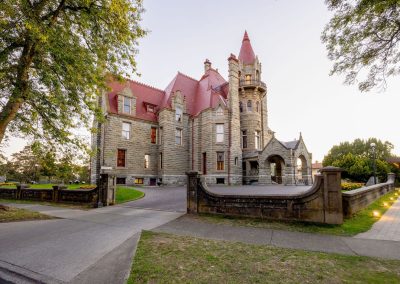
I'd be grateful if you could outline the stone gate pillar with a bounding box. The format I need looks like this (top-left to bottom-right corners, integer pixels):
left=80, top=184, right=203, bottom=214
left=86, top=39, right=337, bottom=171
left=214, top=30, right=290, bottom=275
left=321, top=166, right=343, bottom=224
left=186, top=171, right=200, bottom=213
left=97, top=174, right=116, bottom=207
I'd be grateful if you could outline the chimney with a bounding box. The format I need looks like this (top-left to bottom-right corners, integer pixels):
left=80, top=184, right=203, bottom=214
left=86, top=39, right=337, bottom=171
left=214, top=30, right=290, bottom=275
left=204, top=59, right=211, bottom=72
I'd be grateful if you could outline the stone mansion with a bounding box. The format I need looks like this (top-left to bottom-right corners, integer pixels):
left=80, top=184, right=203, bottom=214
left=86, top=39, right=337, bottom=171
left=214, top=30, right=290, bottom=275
left=90, top=32, right=313, bottom=186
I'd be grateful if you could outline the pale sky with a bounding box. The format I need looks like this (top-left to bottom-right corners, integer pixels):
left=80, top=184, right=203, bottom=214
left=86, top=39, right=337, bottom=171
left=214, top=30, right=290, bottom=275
left=2, top=0, right=400, bottom=162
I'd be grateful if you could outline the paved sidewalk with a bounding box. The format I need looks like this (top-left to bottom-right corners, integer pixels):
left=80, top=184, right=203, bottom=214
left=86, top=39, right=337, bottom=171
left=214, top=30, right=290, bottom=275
left=152, top=215, right=400, bottom=260
left=355, top=195, right=400, bottom=241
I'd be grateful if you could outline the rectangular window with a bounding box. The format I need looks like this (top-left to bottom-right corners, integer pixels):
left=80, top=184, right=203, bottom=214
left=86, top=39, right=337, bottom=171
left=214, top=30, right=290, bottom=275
left=175, top=128, right=182, bottom=145
left=175, top=106, right=182, bottom=122
left=123, top=97, right=131, bottom=114
left=150, top=127, right=157, bottom=144
left=216, top=124, right=224, bottom=143
left=117, top=149, right=126, bottom=167
left=217, top=152, right=224, bottom=170
left=122, top=122, right=130, bottom=139
left=159, top=127, right=163, bottom=144
left=147, top=105, right=155, bottom=113
left=160, top=152, right=163, bottom=169
left=255, top=131, right=261, bottom=150
left=144, top=154, right=149, bottom=169
left=116, top=177, right=126, bottom=184
left=245, top=74, right=251, bottom=84
left=135, top=178, right=143, bottom=185
left=242, top=130, right=247, bottom=148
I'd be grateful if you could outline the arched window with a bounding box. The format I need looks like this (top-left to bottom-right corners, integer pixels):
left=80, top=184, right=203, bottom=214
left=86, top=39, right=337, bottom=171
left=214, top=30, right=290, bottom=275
left=256, top=101, right=259, bottom=112
left=247, top=100, right=252, bottom=112
left=239, top=101, right=243, bottom=112
left=256, top=70, right=260, bottom=81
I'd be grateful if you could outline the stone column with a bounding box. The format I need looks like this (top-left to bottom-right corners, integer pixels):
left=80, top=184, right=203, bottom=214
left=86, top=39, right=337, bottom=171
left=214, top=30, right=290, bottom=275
left=187, top=171, right=200, bottom=214
left=320, top=166, right=343, bottom=224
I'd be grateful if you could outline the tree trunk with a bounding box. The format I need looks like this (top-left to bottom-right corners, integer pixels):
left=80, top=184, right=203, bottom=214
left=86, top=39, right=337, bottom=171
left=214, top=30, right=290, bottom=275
left=0, top=42, right=35, bottom=144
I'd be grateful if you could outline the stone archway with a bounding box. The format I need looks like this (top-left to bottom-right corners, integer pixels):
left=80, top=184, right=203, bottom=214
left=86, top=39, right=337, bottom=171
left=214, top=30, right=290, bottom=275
left=267, top=155, right=285, bottom=184
left=296, top=154, right=310, bottom=185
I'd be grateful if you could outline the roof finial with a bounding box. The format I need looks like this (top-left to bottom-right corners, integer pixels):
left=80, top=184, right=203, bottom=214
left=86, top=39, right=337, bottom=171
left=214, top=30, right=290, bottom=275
left=243, top=30, right=250, bottom=42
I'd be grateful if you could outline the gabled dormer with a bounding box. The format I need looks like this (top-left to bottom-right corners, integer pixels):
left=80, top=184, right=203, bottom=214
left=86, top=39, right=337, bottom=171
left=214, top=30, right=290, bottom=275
left=117, top=87, right=136, bottom=116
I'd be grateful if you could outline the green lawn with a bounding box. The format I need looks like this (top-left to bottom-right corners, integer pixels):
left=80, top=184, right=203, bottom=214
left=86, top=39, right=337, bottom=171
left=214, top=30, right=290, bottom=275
left=0, top=205, right=54, bottom=223
left=129, top=231, right=400, bottom=283
left=197, top=188, right=400, bottom=236
left=115, top=186, right=144, bottom=204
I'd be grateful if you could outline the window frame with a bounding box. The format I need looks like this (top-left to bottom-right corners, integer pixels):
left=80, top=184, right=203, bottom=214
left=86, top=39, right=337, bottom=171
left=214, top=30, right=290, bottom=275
left=242, top=130, right=247, bottom=149
left=122, top=122, right=130, bottom=140
left=144, top=154, right=149, bottom=169
left=175, top=106, right=182, bottom=122
left=150, top=127, right=157, bottom=144
left=255, top=130, right=261, bottom=150
left=216, top=123, right=224, bottom=143
left=123, top=97, right=131, bottom=114
left=175, top=128, right=182, bottom=145
left=216, top=152, right=224, bottom=171
left=247, top=100, right=252, bottom=112
left=117, top=149, right=126, bottom=168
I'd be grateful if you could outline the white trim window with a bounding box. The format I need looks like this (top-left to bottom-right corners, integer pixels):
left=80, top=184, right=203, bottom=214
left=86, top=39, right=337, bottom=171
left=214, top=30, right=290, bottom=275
left=216, top=124, right=224, bottom=143
left=122, top=122, right=130, bottom=140
left=255, top=130, right=261, bottom=150
left=175, top=128, right=182, bottom=145
left=175, top=106, right=182, bottom=122
left=144, top=154, right=149, bottom=169
left=123, top=97, right=131, bottom=114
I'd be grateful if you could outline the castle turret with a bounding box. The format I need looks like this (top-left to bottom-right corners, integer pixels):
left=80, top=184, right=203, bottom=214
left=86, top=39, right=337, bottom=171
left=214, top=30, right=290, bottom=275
left=238, top=31, right=271, bottom=153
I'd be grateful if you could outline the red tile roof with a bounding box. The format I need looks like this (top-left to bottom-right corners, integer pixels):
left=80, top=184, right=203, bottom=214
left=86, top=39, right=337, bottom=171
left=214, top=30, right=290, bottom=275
left=107, top=80, right=165, bottom=122
left=238, top=31, right=256, bottom=64
left=106, top=68, right=228, bottom=121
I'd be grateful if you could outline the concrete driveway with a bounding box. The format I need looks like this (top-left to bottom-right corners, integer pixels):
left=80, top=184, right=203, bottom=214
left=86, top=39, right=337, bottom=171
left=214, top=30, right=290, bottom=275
left=0, top=191, right=185, bottom=283
left=122, top=186, right=187, bottom=212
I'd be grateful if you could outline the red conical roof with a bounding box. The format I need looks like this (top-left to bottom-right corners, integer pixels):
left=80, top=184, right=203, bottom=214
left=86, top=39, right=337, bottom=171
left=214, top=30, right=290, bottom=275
left=238, top=31, right=256, bottom=64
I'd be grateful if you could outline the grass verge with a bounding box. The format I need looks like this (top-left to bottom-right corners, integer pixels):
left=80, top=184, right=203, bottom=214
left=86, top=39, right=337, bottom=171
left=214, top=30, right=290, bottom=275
left=129, top=231, right=400, bottom=283
left=115, top=186, right=144, bottom=204
left=0, top=205, right=54, bottom=223
left=0, top=199, right=93, bottom=210
left=196, top=188, right=400, bottom=236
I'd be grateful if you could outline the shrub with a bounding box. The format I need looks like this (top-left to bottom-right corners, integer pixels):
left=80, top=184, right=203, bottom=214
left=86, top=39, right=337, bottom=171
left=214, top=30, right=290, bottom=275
left=79, top=185, right=96, bottom=189
left=341, top=182, right=364, bottom=191
left=0, top=182, right=16, bottom=187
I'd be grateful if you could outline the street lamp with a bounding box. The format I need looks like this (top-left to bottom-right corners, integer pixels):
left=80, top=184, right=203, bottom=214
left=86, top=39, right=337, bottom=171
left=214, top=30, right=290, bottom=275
left=371, top=143, right=377, bottom=184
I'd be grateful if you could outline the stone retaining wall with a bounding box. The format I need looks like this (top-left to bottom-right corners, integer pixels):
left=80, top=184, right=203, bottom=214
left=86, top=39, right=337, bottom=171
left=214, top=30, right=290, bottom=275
left=0, top=185, right=99, bottom=205
left=187, top=167, right=344, bottom=224
left=342, top=173, right=395, bottom=217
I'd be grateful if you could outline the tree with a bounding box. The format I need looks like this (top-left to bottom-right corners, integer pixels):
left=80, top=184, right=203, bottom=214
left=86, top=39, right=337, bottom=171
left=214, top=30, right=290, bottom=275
left=9, top=145, right=41, bottom=182
left=322, top=0, right=400, bottom=91
left=0, top=0, right=146, bottom=147
left=323, top=138, right=394, bottom=182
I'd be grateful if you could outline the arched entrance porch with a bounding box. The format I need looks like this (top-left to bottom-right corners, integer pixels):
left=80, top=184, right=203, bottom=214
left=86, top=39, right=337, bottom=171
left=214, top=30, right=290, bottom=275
left=267, top=155, right=285, bottom=184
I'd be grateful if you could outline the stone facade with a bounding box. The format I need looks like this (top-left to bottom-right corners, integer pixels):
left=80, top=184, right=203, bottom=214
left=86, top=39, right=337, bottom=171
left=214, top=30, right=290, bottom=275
left=91, top=31, right=312, bottom=186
